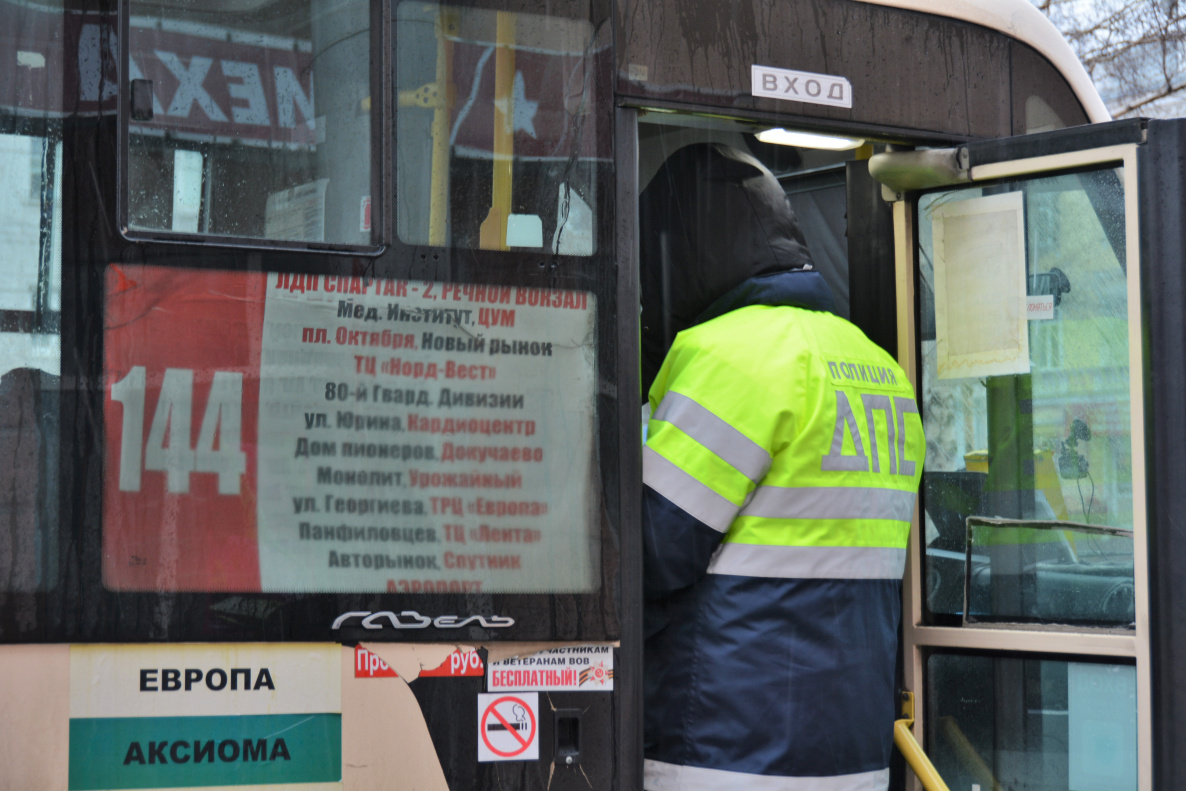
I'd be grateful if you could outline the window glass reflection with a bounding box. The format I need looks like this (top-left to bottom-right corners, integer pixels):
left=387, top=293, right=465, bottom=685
left=918, top=169, right=1135, bottom=624
left=127, top=0, right=372, bottom=245
left=396, top=3, right=609, bottom=254
left=927, top=653, right=1137, bottom=791
left=965, top=518, right=1134, bottom=627
left=0, top=127, right=62, bottom=594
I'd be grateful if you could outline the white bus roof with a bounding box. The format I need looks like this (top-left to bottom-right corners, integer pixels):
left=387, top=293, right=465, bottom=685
left=859, top=0, right=1110, bottom=124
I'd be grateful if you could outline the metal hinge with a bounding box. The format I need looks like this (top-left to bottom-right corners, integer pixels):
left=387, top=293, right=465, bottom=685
left=869, top=147, right=970, bottom=201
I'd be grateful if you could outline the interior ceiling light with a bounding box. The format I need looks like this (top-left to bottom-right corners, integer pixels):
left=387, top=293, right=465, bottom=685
left=755, top=128, right=865, bottom=150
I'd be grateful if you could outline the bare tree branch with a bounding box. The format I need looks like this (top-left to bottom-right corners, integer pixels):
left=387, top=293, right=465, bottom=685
left=1115, top=80, right=1186, bottom=114
left=1033, top=0, right=1186, bottom=118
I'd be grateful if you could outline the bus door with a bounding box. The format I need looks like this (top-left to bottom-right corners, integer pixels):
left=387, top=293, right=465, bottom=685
left=872, top=118, right=1186, bottom=791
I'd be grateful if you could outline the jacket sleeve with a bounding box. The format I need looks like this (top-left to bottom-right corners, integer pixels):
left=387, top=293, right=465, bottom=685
left=641, top=329, right=777, bottom=600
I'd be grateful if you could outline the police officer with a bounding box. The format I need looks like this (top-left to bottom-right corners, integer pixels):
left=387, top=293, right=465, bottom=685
left=640, top=143, right=925, bottom=791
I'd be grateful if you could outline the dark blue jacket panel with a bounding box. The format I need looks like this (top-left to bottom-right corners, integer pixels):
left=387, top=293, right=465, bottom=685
left=644, top=574, right=901, bottom=778
left=642, top=486, right=725, bottom=602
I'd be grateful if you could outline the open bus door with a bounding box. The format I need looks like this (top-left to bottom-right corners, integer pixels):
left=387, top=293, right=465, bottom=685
left=872, top=118, right=1186, bottom=791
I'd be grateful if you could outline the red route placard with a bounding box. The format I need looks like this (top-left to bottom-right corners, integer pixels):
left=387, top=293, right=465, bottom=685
left=101, top=264, right=597, bottom=595
left=103, top=265, right=264, bottom=591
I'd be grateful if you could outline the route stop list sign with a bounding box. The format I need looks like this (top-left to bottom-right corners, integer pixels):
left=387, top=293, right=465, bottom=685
left=477, top=692, right=539, bottom=762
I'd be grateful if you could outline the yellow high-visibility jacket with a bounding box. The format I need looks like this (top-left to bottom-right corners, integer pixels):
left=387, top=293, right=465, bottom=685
left=642, top=269, right=925, bottom=791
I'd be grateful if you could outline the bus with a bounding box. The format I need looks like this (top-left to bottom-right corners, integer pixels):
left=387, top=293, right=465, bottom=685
left=0, top=0, right=1173, bottom=788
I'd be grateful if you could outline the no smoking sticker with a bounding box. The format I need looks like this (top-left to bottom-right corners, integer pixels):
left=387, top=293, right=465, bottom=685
left=477, top=692, right=539, bottom=762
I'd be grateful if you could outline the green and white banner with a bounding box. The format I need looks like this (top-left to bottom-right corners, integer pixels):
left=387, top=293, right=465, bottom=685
left=69, top=644, right=341, bottom=791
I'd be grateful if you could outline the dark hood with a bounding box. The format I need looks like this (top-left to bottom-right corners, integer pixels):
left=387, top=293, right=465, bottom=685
left=640, top=142, right=827, bottom=393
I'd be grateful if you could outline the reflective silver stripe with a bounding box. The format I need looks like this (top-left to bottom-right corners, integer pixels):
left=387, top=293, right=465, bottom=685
left=644, top=760, right=889, bottom=791
left=740, top=486, right=917, bottom=521
left=893, top=396, right=919, bottom=477
left=706, top=543, right=907, bottom=580
left=643, top=447, right=738, bottom=533
left=652, top=392, right=771, bottom=482
left=821, top=391, right=869, bottom=472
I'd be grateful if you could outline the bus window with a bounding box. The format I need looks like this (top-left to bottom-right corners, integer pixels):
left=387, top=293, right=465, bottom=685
left=125, top=0, right=374, bottom=247
left=103, top=6, right=609, bottom=599
left=0, top=128, right=61, bottom=595
left=0, top=132, right=60, bottom=341
left=918, top=167, right=1135, bottom=624
left=395, top=3, right=610, bottom=253
left=1011, top=42, right=1091, bottom=135
left=963, top=518, right=1135, bottom=625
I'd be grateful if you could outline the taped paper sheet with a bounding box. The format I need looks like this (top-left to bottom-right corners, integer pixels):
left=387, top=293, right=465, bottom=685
left=342, top=646, right=448, bottom=791
left=0, top=645, right=69, bottom=790
left=932, top=190, right=1030, bottom=379
left=363, top=643, right=461, bottom=683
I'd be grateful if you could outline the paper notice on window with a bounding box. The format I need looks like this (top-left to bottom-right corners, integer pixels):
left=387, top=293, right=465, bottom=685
left=102, top=266, right=599, bottom=594
left=931, top=191, right=1030, bottom=379
left=265, top=178, right=328, bottom=242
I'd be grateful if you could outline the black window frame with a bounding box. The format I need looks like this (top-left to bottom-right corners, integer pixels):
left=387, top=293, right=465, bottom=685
left=116, top=0, right=387, bottom=254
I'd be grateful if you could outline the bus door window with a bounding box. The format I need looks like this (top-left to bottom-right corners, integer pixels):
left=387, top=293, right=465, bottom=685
left=914, top=162, right=1138, bottom=790
left=917, top=168, right=1135, bottom=627
left=926, top=652, right=1137, bottom=791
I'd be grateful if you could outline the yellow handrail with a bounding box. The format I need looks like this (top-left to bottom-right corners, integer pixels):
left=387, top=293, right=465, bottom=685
left=894, top=692, right=951, bottom=791
left=478, top=11, right=516, bottom=250
left=395, top=9, right=458, bottom=246
left=937, top=716, right=1005, bottom=791
left=428, top=10, right=457, bottom=246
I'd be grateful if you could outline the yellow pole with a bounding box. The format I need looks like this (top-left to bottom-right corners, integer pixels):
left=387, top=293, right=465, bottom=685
left=937, top=716, right=1006, bottom=791
left=894, top=692, right=952, bottom=791
left=478, top=11, right=515, bottom=250
left=427, top=10, right=456, bottom=246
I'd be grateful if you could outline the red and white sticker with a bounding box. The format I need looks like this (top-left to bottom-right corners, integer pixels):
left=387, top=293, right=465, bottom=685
left=359, top=195, right=372, bottom=233
left=354, top=645, right=398, bottom=678
left=354, top=646, right=483, bottom=679
left=1027, top=294, right=1055, bottom=320
left=477, top=692, right=538, bottom=762
left=421, top=649, right=484, bottom=678
left=487, top=645, right=613, bottom=692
